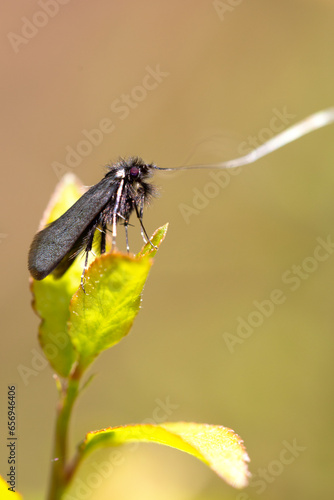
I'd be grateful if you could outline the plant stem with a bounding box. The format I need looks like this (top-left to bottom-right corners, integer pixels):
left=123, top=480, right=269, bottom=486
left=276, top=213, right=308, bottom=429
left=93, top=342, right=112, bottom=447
left=47, top=367, right=81, bottom=500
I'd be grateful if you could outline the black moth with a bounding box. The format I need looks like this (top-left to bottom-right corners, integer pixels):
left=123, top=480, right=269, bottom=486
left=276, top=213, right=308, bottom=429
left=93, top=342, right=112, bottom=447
left=28, top=157, right=158, bottom=282
left=28, top=109, right=334, bottom=284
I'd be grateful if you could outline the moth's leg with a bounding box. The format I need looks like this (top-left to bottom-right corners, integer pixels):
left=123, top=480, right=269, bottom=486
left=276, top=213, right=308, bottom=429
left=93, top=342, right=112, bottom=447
left=116, top=213, right=131, bottom=253
left=138, top=198, right=147, bottom=244
left=135, top=201, right=157, bottom=250
left=100, top=222, right=107, bottom=254
left=124, top=220, right=130, bottom=253
left=112, top=179, right=125, bottom=249
left=81, top=229, right=95, bottom=293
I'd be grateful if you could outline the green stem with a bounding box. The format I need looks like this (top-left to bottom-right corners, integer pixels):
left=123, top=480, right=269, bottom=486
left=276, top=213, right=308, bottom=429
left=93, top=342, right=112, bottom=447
left=47, top=366, right=82, bottom=500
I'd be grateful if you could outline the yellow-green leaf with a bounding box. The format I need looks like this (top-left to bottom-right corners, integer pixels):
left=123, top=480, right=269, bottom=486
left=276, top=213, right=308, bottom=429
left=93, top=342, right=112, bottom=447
left=30, top=173, right=85, bottom=377
left=68, top=224, right=168, bottom=371
left=78, top=422, right=250, bottom=488
left=137, top=223, right=168, bottom=258
left=0, top=475, right=22, bottom=499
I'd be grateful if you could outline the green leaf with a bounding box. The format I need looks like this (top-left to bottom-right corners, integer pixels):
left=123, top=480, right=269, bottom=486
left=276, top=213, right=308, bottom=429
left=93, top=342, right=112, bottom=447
left=30, top=174, right=85, bottom=377
left=137, top=223, right=168, bottom=258
left=69, top=224, right=168, bottom=372
left=0, top=475, right=22, bottom=499
left=77, top=422, right=250, bottom=489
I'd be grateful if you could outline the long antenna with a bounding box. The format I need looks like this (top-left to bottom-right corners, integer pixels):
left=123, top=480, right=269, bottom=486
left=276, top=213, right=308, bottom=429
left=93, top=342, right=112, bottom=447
left=154, top=107, right=334, bottom=171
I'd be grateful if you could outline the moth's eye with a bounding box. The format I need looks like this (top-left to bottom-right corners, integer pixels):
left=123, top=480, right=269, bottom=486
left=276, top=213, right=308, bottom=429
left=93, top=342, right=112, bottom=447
left=130, top=166, right=140, bottom=177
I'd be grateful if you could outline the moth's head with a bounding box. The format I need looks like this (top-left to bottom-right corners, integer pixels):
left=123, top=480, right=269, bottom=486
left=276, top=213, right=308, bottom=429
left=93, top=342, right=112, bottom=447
left=109, top=157, right=156, bottom=182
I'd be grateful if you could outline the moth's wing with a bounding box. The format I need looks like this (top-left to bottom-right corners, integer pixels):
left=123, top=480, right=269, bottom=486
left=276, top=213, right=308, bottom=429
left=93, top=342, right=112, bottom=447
left=28, top=176, right=118, bottom=280
left=50, top=222, right=94, bottom=279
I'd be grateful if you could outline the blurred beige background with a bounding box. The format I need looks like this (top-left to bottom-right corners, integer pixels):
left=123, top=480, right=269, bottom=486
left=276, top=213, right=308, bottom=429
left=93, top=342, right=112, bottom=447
left=1, top=1, right=334, bottom=499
